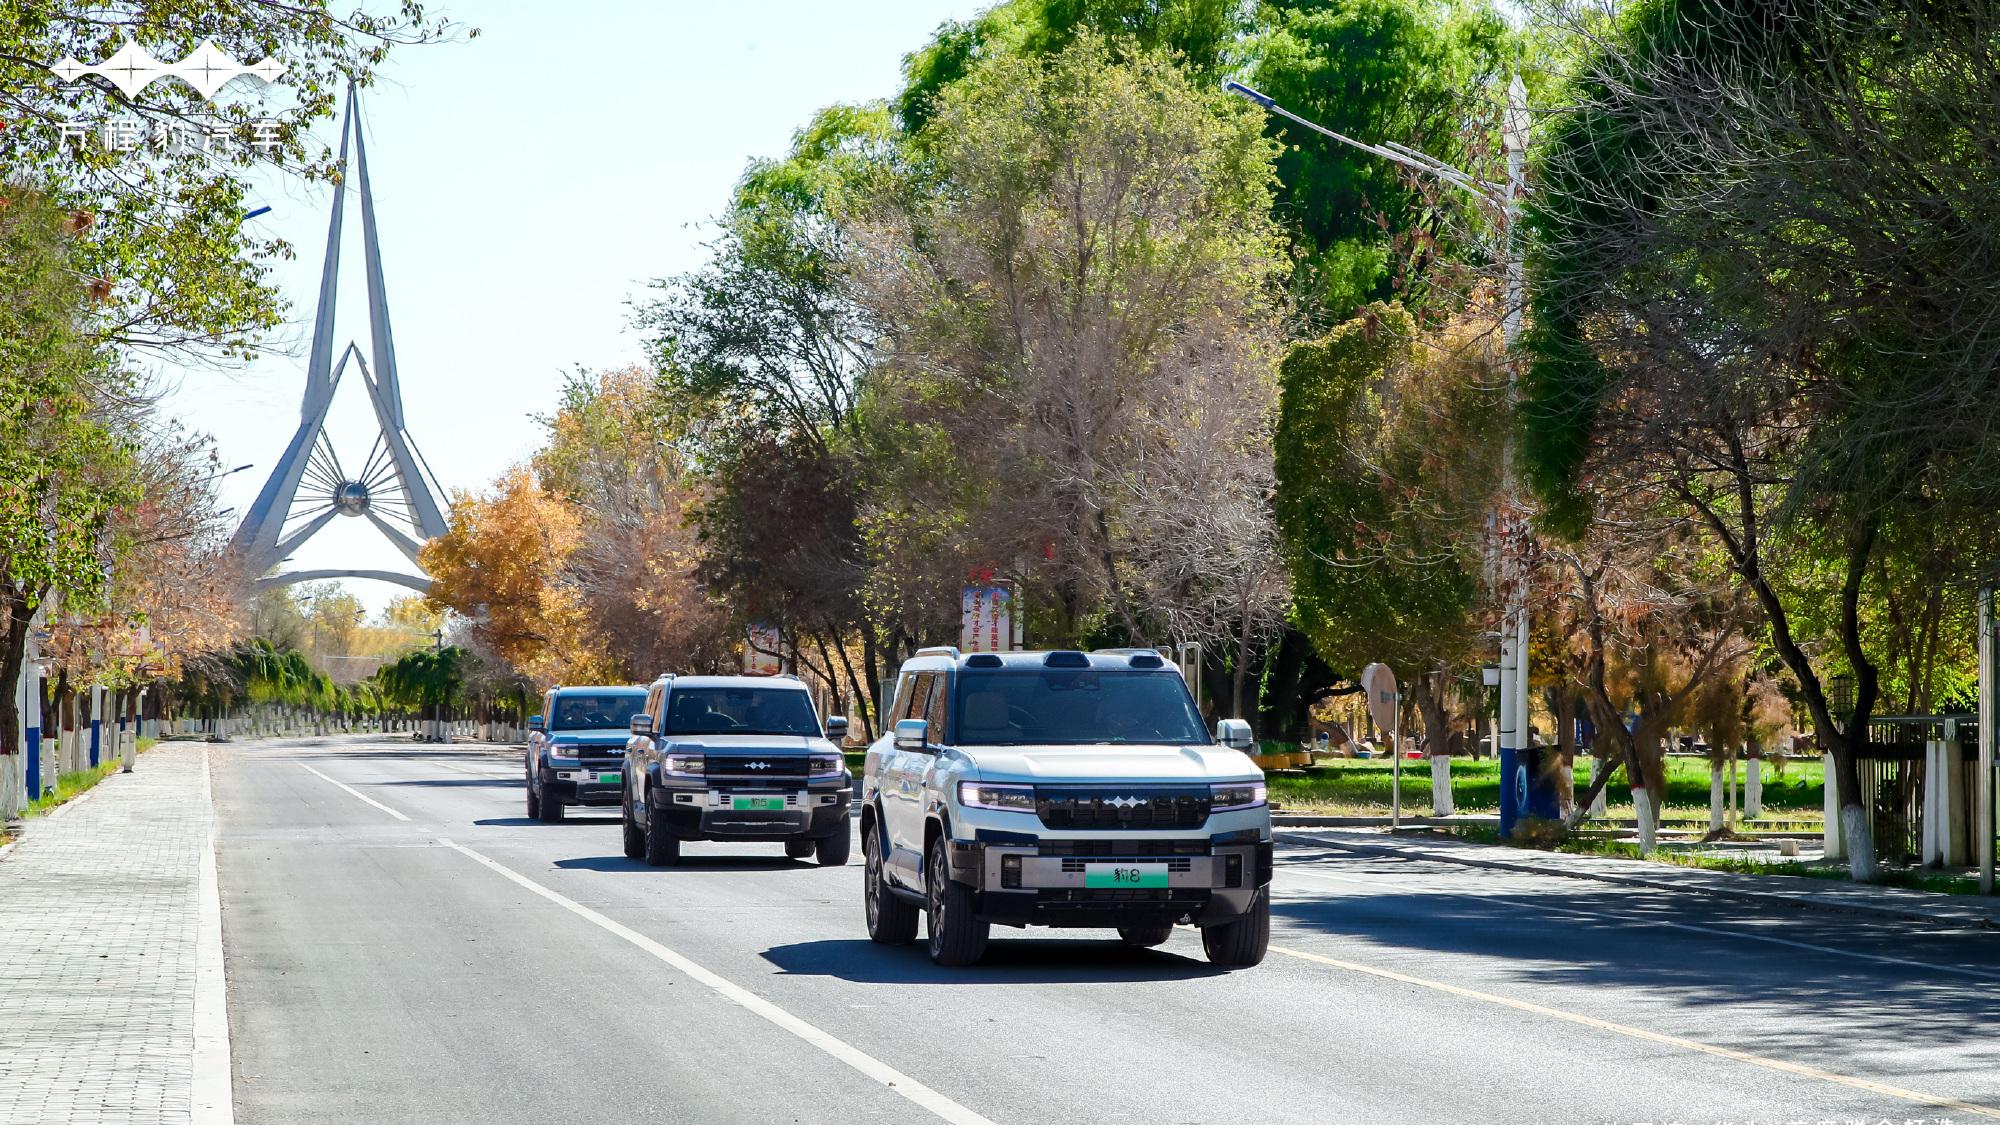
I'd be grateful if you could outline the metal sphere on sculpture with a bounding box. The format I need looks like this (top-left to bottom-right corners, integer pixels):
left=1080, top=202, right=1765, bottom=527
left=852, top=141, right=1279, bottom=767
left=335, top=480, right=371, bottom=516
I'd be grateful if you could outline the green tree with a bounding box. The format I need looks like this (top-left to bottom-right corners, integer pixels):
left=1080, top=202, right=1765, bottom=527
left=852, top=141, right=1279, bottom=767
left=1520, top=0, right=2000, bottom=876
left=0, top=190, right=135, bottom=759
left=1272, top=300, right=1502, bottom=750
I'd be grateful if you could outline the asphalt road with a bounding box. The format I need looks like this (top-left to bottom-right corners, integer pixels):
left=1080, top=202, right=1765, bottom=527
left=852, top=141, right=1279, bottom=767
left=213, top=735, right=2000, bottom=1125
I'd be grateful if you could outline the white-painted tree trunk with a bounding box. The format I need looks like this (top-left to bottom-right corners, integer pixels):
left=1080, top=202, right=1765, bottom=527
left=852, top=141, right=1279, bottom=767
left=1430, top=755, right=1454, bottom=815
left=1745, top=759, right=1762, bottom=819
left=1558, top=761, right=1575, bottom=819
left=1709, top=761, right=1725, bottom=834
left=1633, top=789, right=1657, bottom=855
left=1841, top=803, right=1877, bottom=881
left=1588, top=755, right=1608, bottom=818
left=1822, top=759, right=1843, bottom=861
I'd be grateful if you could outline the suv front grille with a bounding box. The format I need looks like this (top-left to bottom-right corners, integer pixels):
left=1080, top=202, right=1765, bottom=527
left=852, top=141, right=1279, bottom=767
left=1033, top=788, right=1211, bottom=831
left=704, top=754, right=808, bottom=783
left=1036, top=840, right=1209, bottom=857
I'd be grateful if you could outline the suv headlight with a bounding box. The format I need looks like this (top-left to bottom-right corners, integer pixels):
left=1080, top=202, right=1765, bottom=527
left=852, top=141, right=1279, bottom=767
left=665, top=753, right=705, bottom=775
left=958, top=782, right=1035, bottom=812
left=809, top=752, right=845, bottom=779
left=1210, top=782, right=1267, bottom=811
left=546, top=740, right=581, bottom=761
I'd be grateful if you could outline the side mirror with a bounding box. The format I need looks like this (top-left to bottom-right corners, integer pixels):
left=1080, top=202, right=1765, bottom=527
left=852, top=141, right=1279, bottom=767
left=1216, top=718, right=1254, bottom=752
left=825, top=716, right=849, bottom=741
left=629, top=713, right=653, bottom=737
left=527, top=714, right=545, bottom=732
left=894, top=718, right=930, bottom=751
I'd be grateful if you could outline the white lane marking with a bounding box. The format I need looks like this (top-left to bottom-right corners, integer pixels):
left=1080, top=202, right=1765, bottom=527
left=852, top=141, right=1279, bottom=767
left=298, top=764, right=411, bottom=821
left=1267, top=941, right=2000, bottom=1120
left=194, top=747, right=234, bottom=1124
left=439, top=838, right=997, bottom=1125
left=1275, top=860, right=2000, bottom=984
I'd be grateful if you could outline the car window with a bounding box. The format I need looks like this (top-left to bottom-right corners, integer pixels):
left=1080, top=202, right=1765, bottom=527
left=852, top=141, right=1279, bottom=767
left=889, top=673, right=919, bottom=724
left=551, top=693, right=647, bottom=731
left=663, top=687, right=821, bottom=736
left=924, top=674, right=950, bottom=741
left=952, top=670, right=1207, bottom=745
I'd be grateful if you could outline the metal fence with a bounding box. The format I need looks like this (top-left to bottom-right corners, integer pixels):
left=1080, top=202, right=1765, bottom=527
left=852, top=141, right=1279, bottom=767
left=1855, top=715, right=1978, bottom=863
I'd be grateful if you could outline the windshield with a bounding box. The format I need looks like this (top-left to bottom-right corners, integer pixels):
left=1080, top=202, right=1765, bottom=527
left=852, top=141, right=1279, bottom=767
left=952, top=670, right=1208, bottom=745
left=663, top=686, right=822, bottom=737
left=550, top=693, right=647, bottom=732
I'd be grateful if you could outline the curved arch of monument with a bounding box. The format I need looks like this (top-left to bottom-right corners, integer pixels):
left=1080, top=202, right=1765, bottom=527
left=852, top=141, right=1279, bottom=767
left=254, top=569, right=432, bottom=595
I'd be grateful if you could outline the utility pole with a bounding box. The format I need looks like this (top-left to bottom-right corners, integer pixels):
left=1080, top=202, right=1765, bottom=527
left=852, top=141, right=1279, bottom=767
left=1227, top=77, right=1544, bottom=833
left=1979, top=584, right=1994, bottom=894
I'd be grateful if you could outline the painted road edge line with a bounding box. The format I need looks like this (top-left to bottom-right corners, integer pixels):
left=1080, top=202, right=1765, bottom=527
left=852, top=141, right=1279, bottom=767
left=438, top=837, right=998, bottom=1125
left=299, top=763, right=411, bottom=821
left=1266, top=941, right=2000, bottom=1120
left=194, top=747, right=234, bottom=1125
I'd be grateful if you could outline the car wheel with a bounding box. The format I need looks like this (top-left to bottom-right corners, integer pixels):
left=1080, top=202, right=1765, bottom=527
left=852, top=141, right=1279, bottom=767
left=620, top=784, right=645, bottom=860
left=525, top=764, right=541, bottom=819
left=815, top=827, right=851, bottom=867
left=642, top=789, right=679, bottom=867
left=537, top=781, right=564, bottom=823
left=1118, top=924, right=1174, bottom=948
left=864, top=824, right=918, bottom=944
left=785, top=838, right=816, bottom=860
left=1200, top=888, right=1270, bottom=968
left=925, top=835, right=989, bottom=967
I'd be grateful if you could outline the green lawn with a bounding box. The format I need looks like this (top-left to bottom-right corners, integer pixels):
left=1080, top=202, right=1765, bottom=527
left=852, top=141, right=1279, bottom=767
left=1266, top=755, right=1824, bottom=819
left=23, top=760, right=122, bottom=818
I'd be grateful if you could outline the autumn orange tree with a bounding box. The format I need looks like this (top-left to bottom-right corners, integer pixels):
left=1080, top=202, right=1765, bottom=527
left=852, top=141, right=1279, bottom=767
left=421, top=465, right=619, bottom=687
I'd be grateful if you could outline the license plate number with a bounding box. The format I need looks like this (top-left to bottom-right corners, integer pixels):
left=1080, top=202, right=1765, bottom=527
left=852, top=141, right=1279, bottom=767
left=596, top=772, right=621, bottom=785
left=1084, top=863, right=1168, bottom=889
left=732, top=796, right=785, bottom=811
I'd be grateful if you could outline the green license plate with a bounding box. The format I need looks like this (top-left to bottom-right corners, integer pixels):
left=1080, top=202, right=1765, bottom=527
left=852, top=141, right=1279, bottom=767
left=732, top=796, right=785, bottom=811
left=1084, top=863, right=1168, bottom=889
left=596, top=772, right=621, bottom=785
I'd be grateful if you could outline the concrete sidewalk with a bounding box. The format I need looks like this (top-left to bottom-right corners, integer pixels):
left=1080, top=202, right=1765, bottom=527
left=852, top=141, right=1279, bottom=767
left=0, top=742, right=229, bottom=1125
left=1284, top=826, right=2000, bottom=930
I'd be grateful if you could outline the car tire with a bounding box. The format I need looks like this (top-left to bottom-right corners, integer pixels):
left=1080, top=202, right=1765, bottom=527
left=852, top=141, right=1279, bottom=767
left=621, top=784, right=645, bottom=860
left=537, top=782, right=564, bottom=823
left=1118, top=924, right=1174, bottom=948
left=525, top=767, right=541, bottom=819
left=864, top=824, right=918, bottom=945
left=1200, top=888, right=1270, bottom=968
left=815, top=827, right=851, bottom=867
left=926, top=835, right=989, bottom=967
left=642, top=790, right=680, bottom=867
left=785, top=838, right=816, bottom=860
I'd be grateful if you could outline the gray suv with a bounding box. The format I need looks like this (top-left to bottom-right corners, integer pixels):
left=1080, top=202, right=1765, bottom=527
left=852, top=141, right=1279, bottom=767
left=622, top=675, right=853, bottom=867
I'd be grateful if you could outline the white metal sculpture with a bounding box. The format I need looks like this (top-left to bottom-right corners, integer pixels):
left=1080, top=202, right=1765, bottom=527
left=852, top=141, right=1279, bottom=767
left=230, top=90, right=448, bottom=595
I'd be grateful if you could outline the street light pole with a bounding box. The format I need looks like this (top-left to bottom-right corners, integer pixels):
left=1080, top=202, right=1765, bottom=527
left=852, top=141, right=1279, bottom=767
left=1225, top=78, right=1541, bottom=831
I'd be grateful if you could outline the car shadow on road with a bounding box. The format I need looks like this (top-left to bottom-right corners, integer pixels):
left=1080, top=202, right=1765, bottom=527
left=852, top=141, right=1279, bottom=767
left=552, top=855, right=813, bottom=872
left=760, top=937, right=1224, bottom=984
left=473, top=817, right=620, bottom=827
left=375, top=777, right=518, bottom=788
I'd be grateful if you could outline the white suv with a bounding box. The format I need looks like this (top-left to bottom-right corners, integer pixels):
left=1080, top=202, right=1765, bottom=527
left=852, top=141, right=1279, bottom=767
left=859, top=648, right=1272, bottom=967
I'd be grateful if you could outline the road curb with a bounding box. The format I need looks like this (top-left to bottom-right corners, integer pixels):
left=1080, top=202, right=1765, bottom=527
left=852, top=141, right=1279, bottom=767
left=1281, top=831, right=1999, bottom=931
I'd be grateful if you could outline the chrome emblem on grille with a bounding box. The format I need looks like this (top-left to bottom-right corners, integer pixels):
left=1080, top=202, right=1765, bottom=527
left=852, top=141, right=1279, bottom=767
left=1105, top=795, right=1143, bottom=809
left=746, top=761, right=771, bottom=770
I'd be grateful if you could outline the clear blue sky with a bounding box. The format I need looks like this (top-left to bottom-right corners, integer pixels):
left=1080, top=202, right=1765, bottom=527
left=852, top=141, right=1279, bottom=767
left=161, top=0, right=980, bottom=613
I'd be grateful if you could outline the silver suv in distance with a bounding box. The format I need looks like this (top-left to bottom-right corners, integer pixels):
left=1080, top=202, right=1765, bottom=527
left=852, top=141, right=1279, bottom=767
left=622, top=675, right=853, bottom=867
left=859, top=648, right=1271, bottom=968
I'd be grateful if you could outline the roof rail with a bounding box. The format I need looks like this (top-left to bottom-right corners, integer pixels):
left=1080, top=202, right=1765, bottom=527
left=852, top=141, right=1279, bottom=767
left=914, top=646, right=963, bottom=660
left=1090, top=647, right=1169, bottom=657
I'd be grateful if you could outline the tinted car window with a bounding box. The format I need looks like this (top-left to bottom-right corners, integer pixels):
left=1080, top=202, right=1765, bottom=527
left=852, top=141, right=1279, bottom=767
left=551, top=693, right=647, bottom=731
left=664, top=687, right=821, bottom=736
left=953, top=670, right=1207, bottom=745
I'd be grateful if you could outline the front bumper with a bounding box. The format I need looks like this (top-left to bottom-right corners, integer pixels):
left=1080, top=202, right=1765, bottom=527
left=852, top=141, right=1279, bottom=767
left=949, top=836, right=1272, bottom=928
left=540, top=762, right=626, bottom=806
left=654, top=784, right=851, bottom=841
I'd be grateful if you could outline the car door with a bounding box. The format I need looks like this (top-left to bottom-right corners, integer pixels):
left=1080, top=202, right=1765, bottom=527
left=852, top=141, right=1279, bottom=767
left=880, top=672, right=934, bottom=886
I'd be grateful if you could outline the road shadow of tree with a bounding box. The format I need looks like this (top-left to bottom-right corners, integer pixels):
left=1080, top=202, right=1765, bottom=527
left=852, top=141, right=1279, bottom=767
left=1268, top=848, right=2000, bottom=1070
